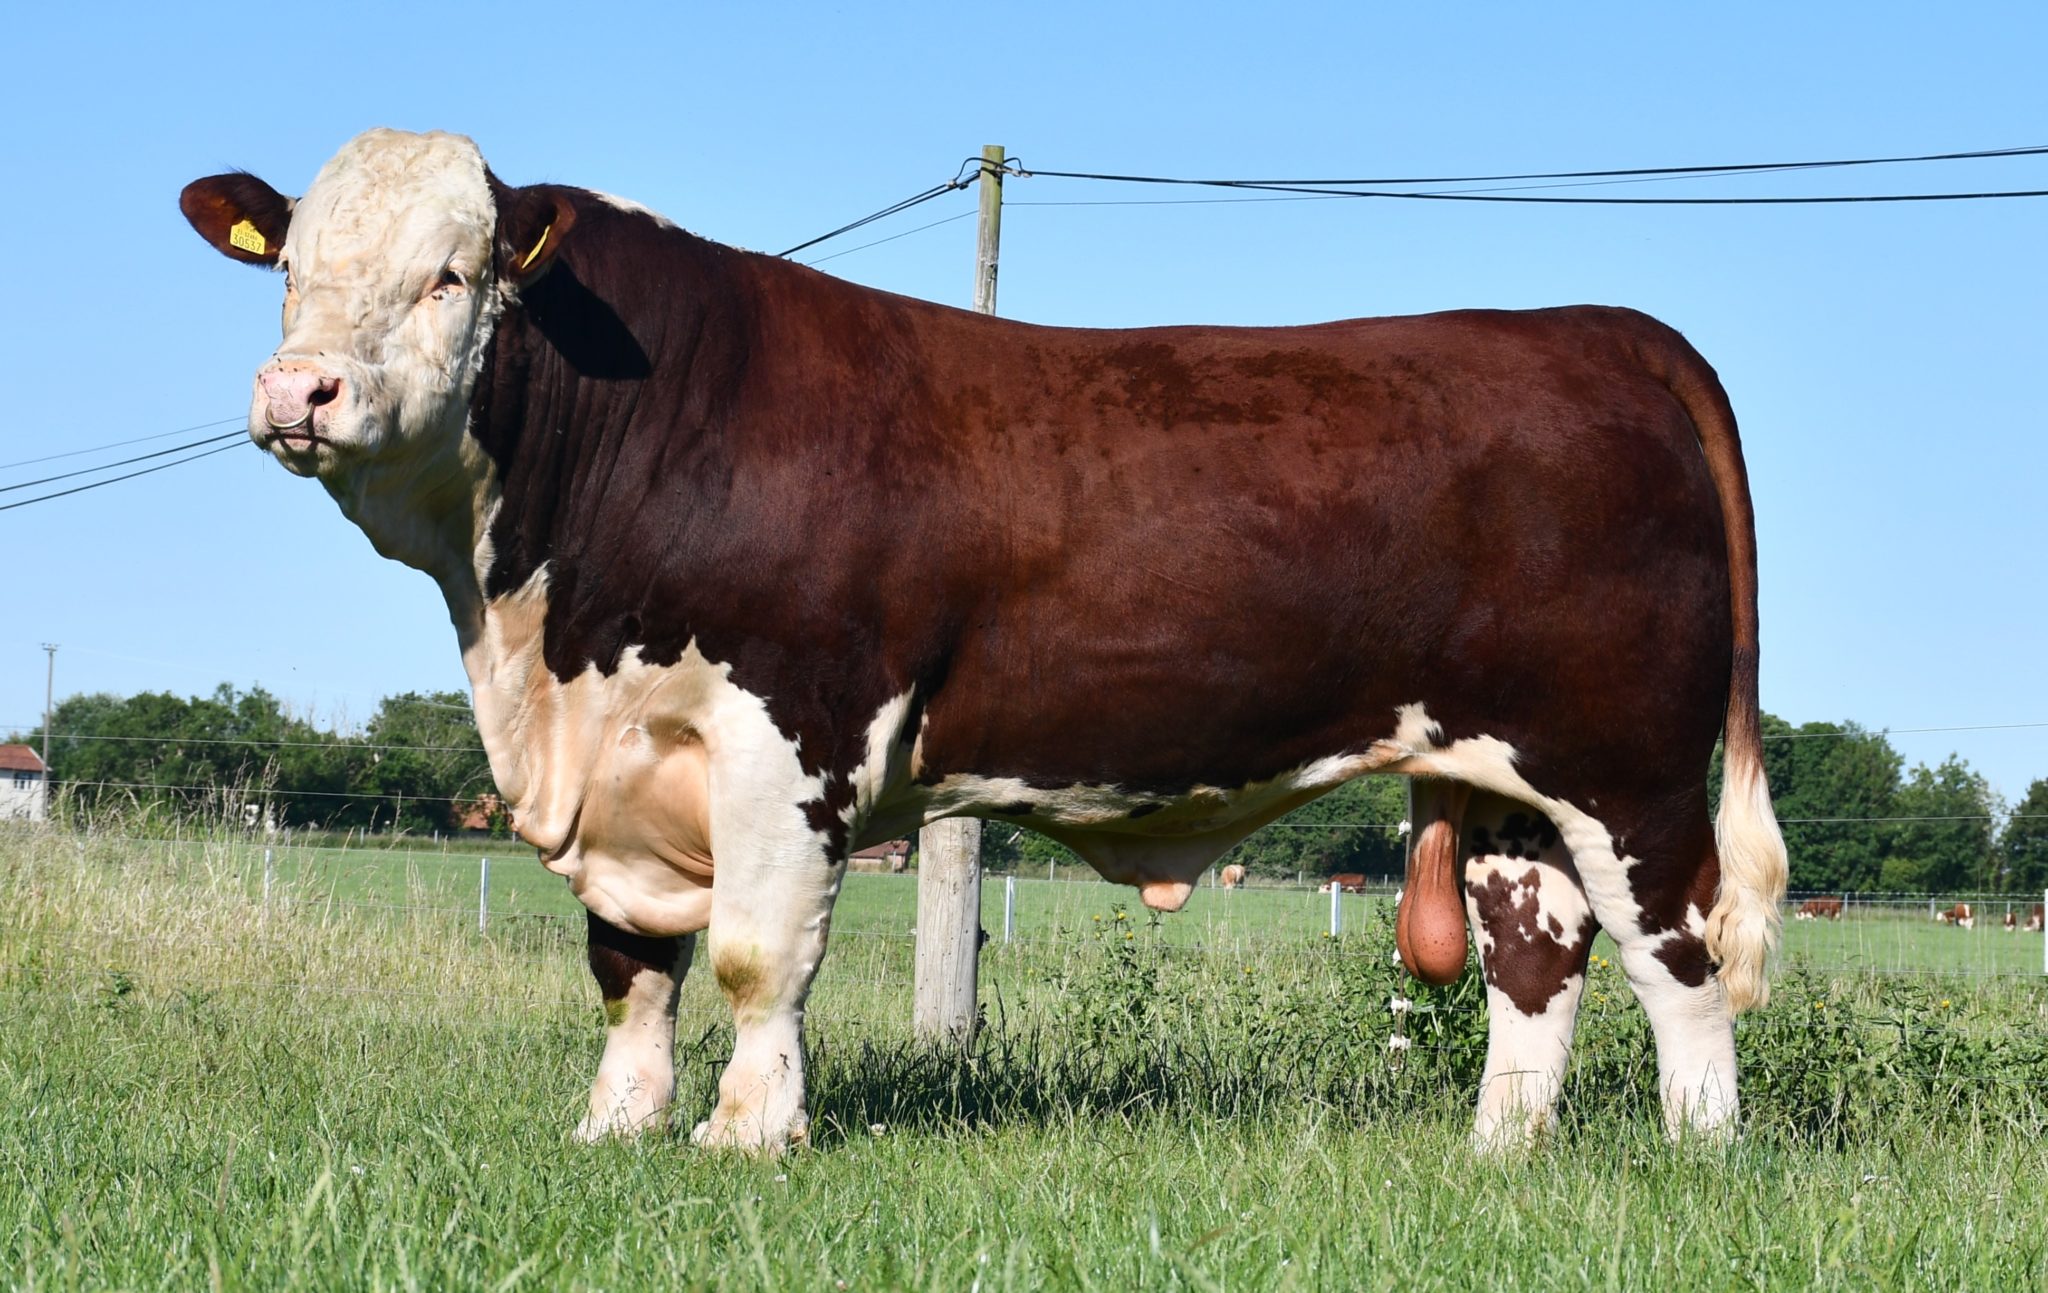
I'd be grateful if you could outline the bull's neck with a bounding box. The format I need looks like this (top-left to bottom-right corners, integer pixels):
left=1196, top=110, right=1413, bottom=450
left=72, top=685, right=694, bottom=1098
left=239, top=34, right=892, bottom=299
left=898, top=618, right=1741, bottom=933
left=322, top=429, right=499, bottom=652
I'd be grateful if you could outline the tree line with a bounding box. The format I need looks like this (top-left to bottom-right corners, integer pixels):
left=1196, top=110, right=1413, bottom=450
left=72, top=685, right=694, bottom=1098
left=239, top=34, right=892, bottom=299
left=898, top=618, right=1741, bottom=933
left=13, top=690, right=2047, bottom=894
left=15, top=685, right=501, bottom=836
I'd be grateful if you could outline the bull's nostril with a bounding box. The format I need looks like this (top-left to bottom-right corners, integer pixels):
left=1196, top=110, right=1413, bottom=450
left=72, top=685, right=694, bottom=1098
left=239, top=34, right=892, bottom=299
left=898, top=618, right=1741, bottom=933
left=309, top=380, right=341, bottom=408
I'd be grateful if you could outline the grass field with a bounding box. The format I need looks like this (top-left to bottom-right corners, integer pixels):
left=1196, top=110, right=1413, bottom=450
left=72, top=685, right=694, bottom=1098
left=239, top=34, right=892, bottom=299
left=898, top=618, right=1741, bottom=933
left=4, top=824, right=2047, bottom=1289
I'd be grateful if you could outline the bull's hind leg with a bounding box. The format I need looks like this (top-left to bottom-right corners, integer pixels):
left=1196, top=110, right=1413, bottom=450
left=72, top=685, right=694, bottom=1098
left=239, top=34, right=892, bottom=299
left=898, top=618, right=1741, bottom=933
left=1461, top=791, right=1596, bottom=1149
left=576, top=913, right=694, bottom=1141
left=1557, top=793, right=1737, bottom=1139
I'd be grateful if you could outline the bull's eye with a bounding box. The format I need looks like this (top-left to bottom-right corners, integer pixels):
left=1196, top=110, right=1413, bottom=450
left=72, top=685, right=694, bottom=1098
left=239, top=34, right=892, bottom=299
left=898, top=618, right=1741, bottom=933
left=429, top=268, right=466, bottom=301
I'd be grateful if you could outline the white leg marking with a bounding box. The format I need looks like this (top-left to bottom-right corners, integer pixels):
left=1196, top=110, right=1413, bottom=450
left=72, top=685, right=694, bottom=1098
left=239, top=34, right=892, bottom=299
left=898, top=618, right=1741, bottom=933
left=1461, top=796, right=1593, bottom=1150
left=576, top=945, right=691, bottom=1142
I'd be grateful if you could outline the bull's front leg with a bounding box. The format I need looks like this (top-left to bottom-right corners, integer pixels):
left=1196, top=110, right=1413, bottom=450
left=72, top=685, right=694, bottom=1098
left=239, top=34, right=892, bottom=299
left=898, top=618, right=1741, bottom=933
left=576, top=912, right=694, bottom=1141
left=691, top=779, right=846, bottom=1154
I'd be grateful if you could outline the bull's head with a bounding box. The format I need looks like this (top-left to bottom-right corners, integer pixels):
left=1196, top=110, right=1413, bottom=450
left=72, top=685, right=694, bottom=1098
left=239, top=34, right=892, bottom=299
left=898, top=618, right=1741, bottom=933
left=180, top=129, right=573, bottom=484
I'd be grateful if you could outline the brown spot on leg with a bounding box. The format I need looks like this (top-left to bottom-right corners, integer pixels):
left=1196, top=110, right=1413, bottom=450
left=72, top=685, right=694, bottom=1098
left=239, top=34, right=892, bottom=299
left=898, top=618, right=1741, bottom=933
left=587, top=910, right=689, bottom=1004
left=1653, top=930, right=1713, bottom=988
left=712, top=944, right=770, bottom=1021
left=1466, top=866, right=1596, bottom=1016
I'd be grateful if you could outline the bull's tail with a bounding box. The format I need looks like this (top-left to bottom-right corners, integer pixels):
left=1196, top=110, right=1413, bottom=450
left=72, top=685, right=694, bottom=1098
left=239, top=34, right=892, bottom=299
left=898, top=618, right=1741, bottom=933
left=1644, top=323, right=1788, bottom=1013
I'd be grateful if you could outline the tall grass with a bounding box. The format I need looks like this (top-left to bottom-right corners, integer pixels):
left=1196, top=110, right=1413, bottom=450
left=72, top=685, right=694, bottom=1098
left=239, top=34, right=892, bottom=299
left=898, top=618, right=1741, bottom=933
left=2, top=818, right=2045, bottom=1290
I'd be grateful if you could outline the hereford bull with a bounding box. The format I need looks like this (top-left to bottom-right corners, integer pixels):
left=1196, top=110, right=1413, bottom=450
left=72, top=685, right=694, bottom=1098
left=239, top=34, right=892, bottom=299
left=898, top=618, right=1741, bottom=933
left=2030, top=905, right=2046, bottom=933
left=1319, top=873, right=1371, bottom=895
left=1935, top=903, right=1975, bottom=929
left=180, top=129, right=1786, bottom=1152
left=1793, top=897, right=1844, bottom=921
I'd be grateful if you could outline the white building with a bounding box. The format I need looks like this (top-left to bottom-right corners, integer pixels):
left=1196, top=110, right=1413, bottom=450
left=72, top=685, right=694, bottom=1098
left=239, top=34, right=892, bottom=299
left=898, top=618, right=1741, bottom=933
left=0, top=745, right=48, bottom=822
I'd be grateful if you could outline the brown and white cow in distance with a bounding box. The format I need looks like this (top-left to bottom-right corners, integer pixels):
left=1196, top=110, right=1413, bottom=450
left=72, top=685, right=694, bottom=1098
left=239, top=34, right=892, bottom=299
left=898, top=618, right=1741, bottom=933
left=1934, top=902, right=1975, bottom=929
left=1793, top=897, right=1844, bottom=921
left=1319, top=873, right=1371, bottom=895
left=180, top=129, right=1786, bottom=1152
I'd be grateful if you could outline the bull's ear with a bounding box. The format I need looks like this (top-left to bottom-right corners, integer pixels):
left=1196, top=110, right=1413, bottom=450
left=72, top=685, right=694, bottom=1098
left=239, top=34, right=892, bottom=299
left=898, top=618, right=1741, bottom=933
left=489, top=173, right=578, bottom=289
left=179, top=172, right=292, bottom=267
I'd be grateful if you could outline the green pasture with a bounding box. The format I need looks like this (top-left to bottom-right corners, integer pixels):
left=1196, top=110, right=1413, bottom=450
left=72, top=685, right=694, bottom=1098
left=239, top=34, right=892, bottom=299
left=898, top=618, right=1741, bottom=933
left=4, top=826, right=2047, bottom=1289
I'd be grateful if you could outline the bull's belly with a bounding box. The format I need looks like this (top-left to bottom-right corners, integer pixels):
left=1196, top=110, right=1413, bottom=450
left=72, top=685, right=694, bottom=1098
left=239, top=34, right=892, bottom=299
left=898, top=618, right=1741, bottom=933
left=890, top=744, right=1410, bottom=911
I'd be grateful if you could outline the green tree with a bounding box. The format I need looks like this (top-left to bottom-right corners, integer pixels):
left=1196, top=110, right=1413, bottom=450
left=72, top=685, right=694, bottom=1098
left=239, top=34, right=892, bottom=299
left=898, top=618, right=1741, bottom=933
left=353, top=692, right=495, bottom=834
left=1882, top=756, right=1998, bottom=893
left=1228, top=776, right=1409, bottom=880
left=1723, top=714, right=1901, bottom=893
left=1998, top=779, right=2048, bottom=895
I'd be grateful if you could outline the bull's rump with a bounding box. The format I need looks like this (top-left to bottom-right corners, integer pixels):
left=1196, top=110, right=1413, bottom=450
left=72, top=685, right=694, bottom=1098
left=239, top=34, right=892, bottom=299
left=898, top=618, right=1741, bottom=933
left=909, top=305, right=1735, bottom=799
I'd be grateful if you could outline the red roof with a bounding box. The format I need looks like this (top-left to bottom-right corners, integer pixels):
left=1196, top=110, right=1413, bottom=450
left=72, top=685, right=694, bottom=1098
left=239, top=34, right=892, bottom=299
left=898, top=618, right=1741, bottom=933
left=0, top=745, right=46, bottom=773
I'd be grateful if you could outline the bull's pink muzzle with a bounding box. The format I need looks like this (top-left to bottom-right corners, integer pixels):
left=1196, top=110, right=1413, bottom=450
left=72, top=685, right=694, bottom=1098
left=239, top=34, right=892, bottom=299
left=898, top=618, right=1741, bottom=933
left=258, top=364, right=342, bottom=435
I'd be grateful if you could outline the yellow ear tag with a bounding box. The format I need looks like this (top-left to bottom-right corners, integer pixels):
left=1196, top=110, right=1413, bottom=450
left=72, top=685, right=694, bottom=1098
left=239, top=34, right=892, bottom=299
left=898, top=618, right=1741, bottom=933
left=228, top=219, right=267, bottom=256
left=518, top=223, right=553, bottom=271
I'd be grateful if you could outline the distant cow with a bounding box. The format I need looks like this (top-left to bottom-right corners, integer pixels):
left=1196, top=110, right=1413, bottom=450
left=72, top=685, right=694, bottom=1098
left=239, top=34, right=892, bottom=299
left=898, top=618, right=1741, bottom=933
left=1934, top=903, right=1975, bottom=929
left=1319, top=873, right=1371, bottom=895
left=2025, top=904, right=2045, bottom=933
left=1219, top=864, right=1247, bottom=889
left=1793, top=897, right=1843, bottom=921
left=182, top=128, right=1786, bottom=1154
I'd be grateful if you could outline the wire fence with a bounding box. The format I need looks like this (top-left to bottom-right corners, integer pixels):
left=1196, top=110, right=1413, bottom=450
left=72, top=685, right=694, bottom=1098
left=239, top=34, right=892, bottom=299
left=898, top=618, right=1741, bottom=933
left=5, top=827, right=2044, bottom=982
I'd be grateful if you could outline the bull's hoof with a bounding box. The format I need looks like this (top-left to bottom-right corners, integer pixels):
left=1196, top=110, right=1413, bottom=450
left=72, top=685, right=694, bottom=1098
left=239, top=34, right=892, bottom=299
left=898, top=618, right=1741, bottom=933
left=690, top=1108, right=810, bottom=1155
left=573, top=1105, right=665, bottom=1144
left=1469, top=1112, right=1555, bottom=1156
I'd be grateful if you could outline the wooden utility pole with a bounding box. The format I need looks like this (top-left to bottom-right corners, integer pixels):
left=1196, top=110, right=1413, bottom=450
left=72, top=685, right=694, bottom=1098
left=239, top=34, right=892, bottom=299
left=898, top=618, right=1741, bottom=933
left=971, top=144, right=1005, bottom=314
left=40, top=644, right=55, bottom=778
left=912, top=145, right=1004, bottom=1043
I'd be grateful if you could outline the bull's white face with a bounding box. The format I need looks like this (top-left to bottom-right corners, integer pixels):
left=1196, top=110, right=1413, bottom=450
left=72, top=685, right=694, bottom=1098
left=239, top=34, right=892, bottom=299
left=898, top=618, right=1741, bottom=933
left=221, top=130, right=504, bottom=480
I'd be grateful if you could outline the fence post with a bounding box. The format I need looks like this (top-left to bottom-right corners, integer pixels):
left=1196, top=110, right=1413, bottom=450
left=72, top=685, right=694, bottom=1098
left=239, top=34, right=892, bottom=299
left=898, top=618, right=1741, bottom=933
left=1329, top=882, right=1341, bottom=938
left=262, top=847, right=274, bottom=920
left=479, top=856, right=490, bottom=934
left=914, top=818, right=982, bottom=1041
left=1004, top=874, right=1016, bottom=944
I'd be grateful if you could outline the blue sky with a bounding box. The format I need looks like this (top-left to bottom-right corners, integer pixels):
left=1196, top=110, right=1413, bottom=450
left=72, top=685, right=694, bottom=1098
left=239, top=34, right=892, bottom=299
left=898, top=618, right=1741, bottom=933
left=2, top=2, right=2043, bottom=798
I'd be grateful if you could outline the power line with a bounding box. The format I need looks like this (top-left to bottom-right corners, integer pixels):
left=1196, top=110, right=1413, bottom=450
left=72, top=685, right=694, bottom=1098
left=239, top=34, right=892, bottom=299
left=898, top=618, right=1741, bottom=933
left=0, top=416, right=245, bottom=472
left=1019, top=143, right=2048, bottom=190
left=778, top=143, right=2048, bottom=261
left=803, top=210, right=974, bottom=266
left=776, top=158, right=985, bottom=258
left=1028, top=175, right=2048, bottom=207
left=0, top=430, right=247, bottom=494
left=1766, top=721, right=2048, bottom=741
left=0, top=441, right=247, bottom=514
